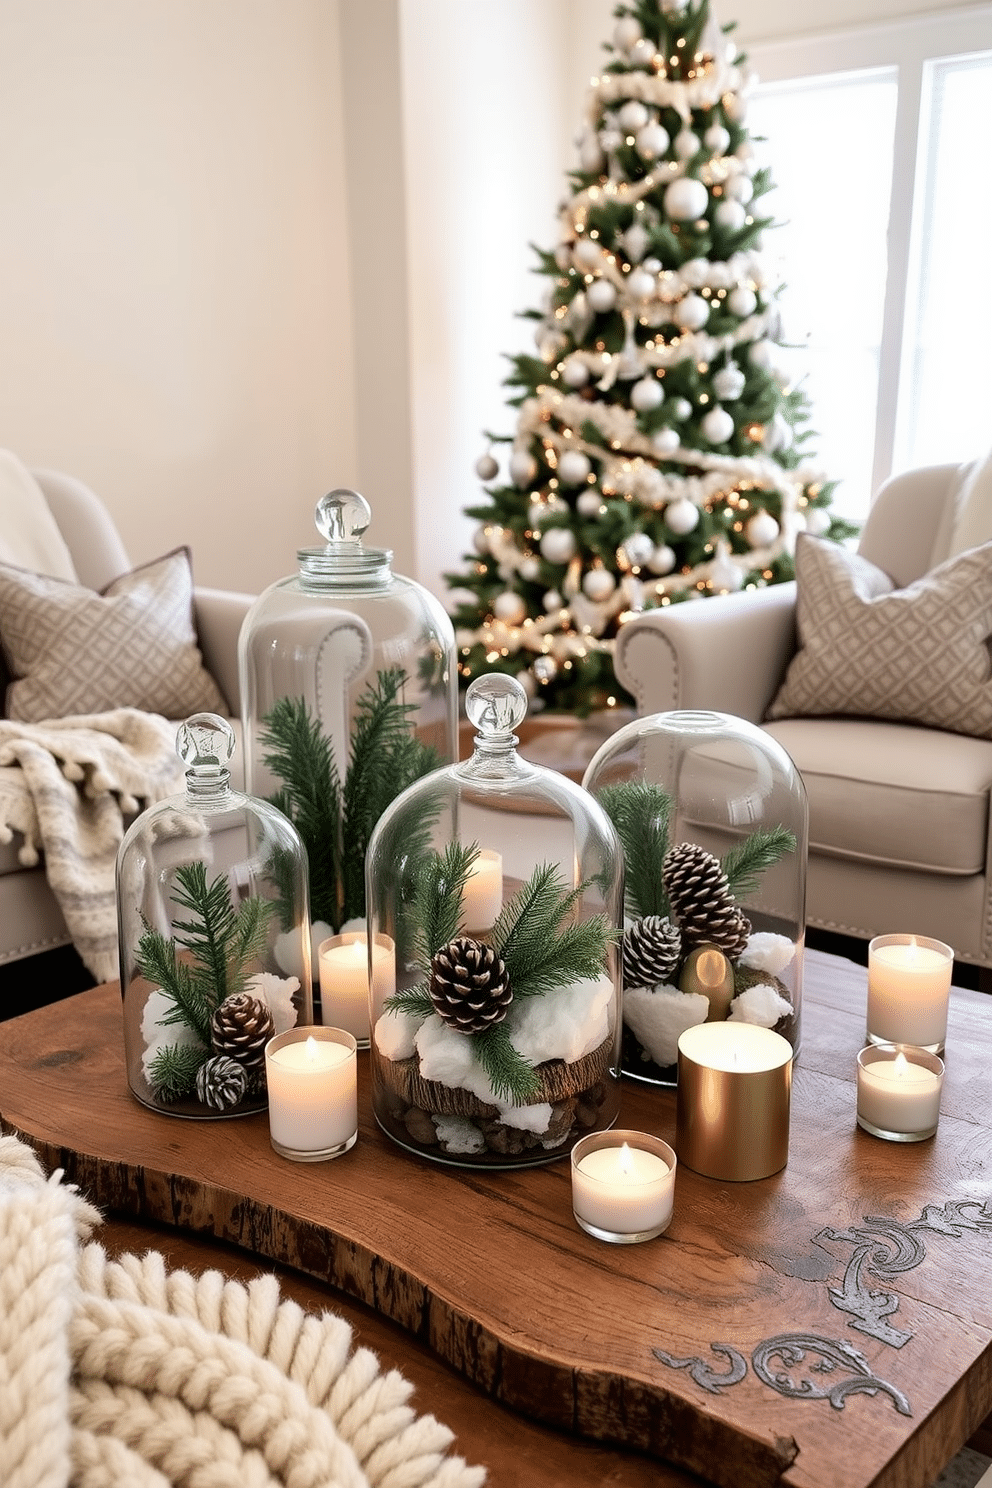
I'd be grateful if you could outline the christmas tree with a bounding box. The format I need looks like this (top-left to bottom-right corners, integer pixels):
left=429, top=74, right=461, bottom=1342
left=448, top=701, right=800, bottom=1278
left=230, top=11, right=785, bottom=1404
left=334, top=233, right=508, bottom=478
left=446, top=0, right=856, bottom=717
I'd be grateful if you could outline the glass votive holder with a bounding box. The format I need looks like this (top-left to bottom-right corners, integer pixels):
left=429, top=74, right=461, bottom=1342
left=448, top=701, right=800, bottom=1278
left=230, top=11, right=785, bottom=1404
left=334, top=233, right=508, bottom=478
left=676, top=1022, right=793, bottom=1181
left=866, top=934, right=952, bottom=1055
left=571, top=1130, right=676, bottom=1244
left=318, top=932, right=396, bottom=1048
left=265, top=1026, right=358, bottom=1162
left=856, top=1043, right=944, bottom=1143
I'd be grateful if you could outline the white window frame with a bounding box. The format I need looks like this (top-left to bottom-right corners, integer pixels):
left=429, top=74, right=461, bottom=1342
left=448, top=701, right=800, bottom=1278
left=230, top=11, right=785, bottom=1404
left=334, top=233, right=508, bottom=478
left=749, top=5, right=992, bottom=502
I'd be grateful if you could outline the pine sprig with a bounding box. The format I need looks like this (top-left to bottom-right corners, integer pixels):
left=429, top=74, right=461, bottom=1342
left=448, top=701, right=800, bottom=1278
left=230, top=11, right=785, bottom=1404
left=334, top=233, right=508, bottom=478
left=410, top=840, right=480, bottom=971
left=259, top=697, right=342, bottom=926
left=597, top=782, right=673, bottom=919
left=146, top=1041, right=208, bottom=1102
left=384, top=985, right=434, bottom=1020
left=509, top=912, right=616, bottom=1001
left=722, top=826, right=797, bottom=899
left=473, top=1022, right=541, bottom=1103
left=133, top=928, right=215, bottom=1045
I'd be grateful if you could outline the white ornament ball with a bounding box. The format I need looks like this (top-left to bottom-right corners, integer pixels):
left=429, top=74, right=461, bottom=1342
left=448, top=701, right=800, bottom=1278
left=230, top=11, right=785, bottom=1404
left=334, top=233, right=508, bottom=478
left=712, top=362, right=746, bottom=401
left=510, top=449, right=538, bottom=487
left=745, top=510, right=780, bottom=548
left=649, top=543, right=677, bottom=575
left=558, top=449, right=591, bottom=486
left=728, top=285, right=758, bottom=318
left=540, top=527, right=578, bottom=565
left=542, top=589, right=563, bottom=612
left=805, top=507, right=832, bottom=536
left=725, top=173, right=754, bottom=204
left=475, top=452, right=499, bottom=482
left=573, top=237, right=604, bottom=272
left=519, top=555, right=541, bottom=581
left=674, top=128, right=701, bottom=161
left=528, top=501, right=547, bottom=528
left=621, top=532, right=655, bottom=567
left=701, top=405, right=735, bottom=443
left=583, top=567, right=617, bottom=601
left=665, top=497, right=701, bottom=535
left=561, top=355, right=590, bottom=388
left=493, top=591, right=527, bottom=625
left=673, top=293, right=710, bottom=332
left=635, top=465, right=665, bottom=505
left=669, top=397, right=693, bottom=421
left=613, top=15, right=643, bottom=51
left=579, top=134, right=605, bottom=173
left=627, top=267, right=656, bottom=300
left=472, top=525, right=490, bottom=556
left=748, top=339, right=773, bottom=369
left=703, top=123, right=731, bottom=155
left=587, top=279, right=618, bottom=314
left=664, top=177, right=709, bottom=222
left=599, top=126, right=624, bottom=156
left=630, top=37, right=656, bottom=67
left=714, top=199, right=746, bottom=231
left=636, top=122, right=670, bottom=160
left=653, top=427, right=680, bottom=456
left=517, top=669, right=537, bottom=699
left=618, top=100, right=649, bottom=132
left=533, top=653, right=559, bottom=684
left=577, top=489, right=603, bottom=517
left=631, top=376, right=665, bottom=412
left=623, top=221, right=650, bottom=264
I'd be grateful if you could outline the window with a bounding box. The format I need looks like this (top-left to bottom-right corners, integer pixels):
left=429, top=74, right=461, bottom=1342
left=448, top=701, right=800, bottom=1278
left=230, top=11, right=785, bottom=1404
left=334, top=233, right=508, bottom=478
left=748, top=7, right=992, bottom=521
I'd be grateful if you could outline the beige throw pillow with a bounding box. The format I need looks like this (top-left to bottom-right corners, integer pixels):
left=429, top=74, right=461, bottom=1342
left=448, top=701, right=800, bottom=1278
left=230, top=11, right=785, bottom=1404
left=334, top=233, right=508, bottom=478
left=766, top=533, right=992, bottom=738
left=0, top=548, right=228, bottom=722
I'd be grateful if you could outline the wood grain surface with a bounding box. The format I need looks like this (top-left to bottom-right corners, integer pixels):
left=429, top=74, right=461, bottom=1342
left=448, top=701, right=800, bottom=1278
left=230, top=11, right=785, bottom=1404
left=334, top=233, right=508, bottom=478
left=2, top=948, right=991, bottom=1488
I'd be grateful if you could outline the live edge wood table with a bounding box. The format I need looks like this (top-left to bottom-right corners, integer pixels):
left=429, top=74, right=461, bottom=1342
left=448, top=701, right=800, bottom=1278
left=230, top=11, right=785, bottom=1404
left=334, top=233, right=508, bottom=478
left=3, top=948, right=992, bottom=1488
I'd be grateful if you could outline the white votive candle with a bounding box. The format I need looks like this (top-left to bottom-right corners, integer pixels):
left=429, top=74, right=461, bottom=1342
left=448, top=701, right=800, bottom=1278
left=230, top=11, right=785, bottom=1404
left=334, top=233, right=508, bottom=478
left=867, top=934, right=953, bottom=1052
left=265, top=1027, right=358, bottom=1161
left=319, top=932, right=395, bottom=1045
left=460, top=849, right=503, bottom=932
left=857, top=1044, right=944, bottom=1142
left=571, top=1131, right=676, bottom=1243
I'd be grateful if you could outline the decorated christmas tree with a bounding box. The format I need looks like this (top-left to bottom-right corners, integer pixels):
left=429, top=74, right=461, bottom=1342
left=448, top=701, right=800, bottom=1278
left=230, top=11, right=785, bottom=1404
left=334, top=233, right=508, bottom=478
left=446, top=0, right=856, bottom=716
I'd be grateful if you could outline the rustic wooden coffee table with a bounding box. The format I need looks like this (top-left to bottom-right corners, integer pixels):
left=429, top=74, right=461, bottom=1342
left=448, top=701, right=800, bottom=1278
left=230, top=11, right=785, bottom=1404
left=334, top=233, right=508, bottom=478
left=2, top=947, right=990, bottom=1488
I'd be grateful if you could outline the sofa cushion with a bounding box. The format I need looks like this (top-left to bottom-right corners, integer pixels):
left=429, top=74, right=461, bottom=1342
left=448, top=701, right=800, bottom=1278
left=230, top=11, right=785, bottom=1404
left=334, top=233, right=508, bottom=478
left=764, top=717, right=992, bottom=876
left=0, top=548, right=227, bottom=723
left=766, top=533, right=992, bottom=738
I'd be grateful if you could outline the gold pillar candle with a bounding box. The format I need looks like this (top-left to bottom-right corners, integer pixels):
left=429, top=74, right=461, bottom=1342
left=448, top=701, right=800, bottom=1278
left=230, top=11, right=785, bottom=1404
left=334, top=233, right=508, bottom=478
left=678, top=943, right=735, bottom=1021
left=676, top=1022, right=793, bottom=1181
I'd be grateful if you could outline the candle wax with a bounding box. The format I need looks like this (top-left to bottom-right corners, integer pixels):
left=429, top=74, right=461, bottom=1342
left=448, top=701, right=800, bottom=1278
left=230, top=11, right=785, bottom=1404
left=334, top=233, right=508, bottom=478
left=867, top=936, right=952, bottom=1048
left=266, top=1032, right=357, bottom=1155
left=857, top=1050, right=943, bottom=1136
left=572, top=1141, right=674, bottom=1234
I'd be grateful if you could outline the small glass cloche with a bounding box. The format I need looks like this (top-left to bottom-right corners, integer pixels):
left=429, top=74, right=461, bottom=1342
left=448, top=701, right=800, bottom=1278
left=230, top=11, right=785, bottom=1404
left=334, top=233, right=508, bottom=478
left=582, top=709, right=808, bottom=1086
left=365, top=674, right=624, bottom=1169
left=116, top=713, right=313, bottom=1118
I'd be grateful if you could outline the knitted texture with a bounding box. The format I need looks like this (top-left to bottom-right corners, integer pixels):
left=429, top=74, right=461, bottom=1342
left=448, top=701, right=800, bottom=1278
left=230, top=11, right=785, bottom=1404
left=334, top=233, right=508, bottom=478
left=0, top=1136, right=486, bottom=1488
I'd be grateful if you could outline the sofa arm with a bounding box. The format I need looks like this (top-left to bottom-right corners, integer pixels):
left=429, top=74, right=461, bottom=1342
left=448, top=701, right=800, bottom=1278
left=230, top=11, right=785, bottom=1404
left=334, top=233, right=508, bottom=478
left=194, top=586, right=256, bottom=717
left=614, top=581, right=798, bottom=724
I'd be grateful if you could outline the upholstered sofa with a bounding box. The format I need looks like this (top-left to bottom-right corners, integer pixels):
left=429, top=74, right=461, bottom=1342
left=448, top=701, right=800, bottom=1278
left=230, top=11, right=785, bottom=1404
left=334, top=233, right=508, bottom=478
left=0, top=467, right=253, bottom=970
left=613, top=461, right=992, bottom=978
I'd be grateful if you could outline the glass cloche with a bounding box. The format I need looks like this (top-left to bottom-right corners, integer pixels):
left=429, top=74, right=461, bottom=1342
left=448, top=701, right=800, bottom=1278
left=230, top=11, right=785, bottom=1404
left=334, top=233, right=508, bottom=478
left=366, top=674, right=624, bottom=1168
left=237, top=487, right=459, bottom=949
left=582, top=710, right=808, bottom=1086
left=116, top=713, right=313, bottom=1118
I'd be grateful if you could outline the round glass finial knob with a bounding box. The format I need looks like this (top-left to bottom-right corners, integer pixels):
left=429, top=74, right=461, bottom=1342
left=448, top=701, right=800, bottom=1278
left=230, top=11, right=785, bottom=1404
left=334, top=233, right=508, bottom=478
left=315, top=488, right=372, bottom=544
left=465, top=674, right=529, bottom=736
left=177, top=713, right=236, bottom=777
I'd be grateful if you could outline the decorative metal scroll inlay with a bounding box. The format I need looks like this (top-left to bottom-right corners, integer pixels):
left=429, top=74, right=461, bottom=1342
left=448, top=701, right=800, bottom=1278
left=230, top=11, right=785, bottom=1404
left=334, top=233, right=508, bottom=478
left=652, top=1197, right=992, bottom=1416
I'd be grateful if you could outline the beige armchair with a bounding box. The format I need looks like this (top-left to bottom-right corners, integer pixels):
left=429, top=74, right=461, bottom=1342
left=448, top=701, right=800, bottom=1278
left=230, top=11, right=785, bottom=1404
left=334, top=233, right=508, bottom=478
left=0, top=468, right=254, bottom=972
left=613, top=463, right=992, bottom=978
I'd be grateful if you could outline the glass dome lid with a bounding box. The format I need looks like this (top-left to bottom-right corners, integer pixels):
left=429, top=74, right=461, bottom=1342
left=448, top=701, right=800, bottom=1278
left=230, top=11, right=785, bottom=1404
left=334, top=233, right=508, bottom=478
left=297, top=488, right=392, bottom=588
left=365, top=675, right=624, bottom=1168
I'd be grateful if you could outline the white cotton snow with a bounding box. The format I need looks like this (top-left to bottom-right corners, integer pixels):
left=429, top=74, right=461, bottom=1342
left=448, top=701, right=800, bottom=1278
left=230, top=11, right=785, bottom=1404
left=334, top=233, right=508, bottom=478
left=433, top=1115, right=486, bottom=1154
left=246, top=971, right=300, bottom=1034
left=373, top=1008, right=421, bottom=1061
left=738, top=932, right=796, bottom=976
left=622, top=985, right=708, bottom=1067
left=727, top=981, right=793, bottom=1027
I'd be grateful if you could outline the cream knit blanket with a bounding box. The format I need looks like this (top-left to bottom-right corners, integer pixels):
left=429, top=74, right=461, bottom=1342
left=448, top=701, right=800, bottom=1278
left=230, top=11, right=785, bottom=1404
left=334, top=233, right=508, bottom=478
left=0, top=1135, right=485, bottom=1488
left=0, top=710, right=184, bottom=981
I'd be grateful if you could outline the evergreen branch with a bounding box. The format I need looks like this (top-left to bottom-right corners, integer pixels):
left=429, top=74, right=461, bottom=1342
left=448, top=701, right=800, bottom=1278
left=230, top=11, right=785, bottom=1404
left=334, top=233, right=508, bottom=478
left=382, top=984, right=434, bottom=1020
left=133, top=924, right=215, bottom=1044
left=409, top=841, right=480, bottom=971
left=597, top=781, right=673, bottom=919
left=511, top=913, right=616, bottom=1000
left=146, top=1041, right=209, bottom=1102
left=721, top=827, right=797, bottom=899
left=260, top=697, right=342, bottom=926
left=491, top=862, right=570, bottom=975
left=227, top=895, right=276, bottom=991
left=169, top=861, right=241, bottom=1006
left=473, top=1022, right=540, bottom=1104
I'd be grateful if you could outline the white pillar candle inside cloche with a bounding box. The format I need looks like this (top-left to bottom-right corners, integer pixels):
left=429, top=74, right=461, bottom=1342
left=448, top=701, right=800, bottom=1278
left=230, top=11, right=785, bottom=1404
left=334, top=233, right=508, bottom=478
left=460, top=848, right=503, bottom=932
left=318, top=932, right=395, bottom=1043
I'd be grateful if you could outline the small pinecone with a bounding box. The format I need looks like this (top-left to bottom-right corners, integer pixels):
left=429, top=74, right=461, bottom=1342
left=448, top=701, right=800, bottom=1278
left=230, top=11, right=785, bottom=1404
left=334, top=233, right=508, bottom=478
left=623, top=915, right=681, bottom=989
left=211, top=992, right=274, bottom=1071
left=662, top=841, right=751, bottom=960
left=196, top=1054, right=248, bottom=1111
left=429, top=937, right=512, bottom=1035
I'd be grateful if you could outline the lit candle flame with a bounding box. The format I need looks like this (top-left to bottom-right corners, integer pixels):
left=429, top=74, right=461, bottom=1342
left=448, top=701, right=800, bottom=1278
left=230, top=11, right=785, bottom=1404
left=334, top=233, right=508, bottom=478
left=305, top=1035, right=319, bottom=1062
left=893, top=1052, right=910, bottom=1078
left=619, top=1142, right=633, bottom=1174
left=351, top=937, right=366, bottom=962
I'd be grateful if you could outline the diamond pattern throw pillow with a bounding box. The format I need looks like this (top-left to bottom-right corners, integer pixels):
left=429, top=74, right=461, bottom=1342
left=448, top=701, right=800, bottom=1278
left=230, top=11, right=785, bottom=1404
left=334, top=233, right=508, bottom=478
left=0, top=548, right=228, bottom=722
left=766, top=533, right=992, bottom=738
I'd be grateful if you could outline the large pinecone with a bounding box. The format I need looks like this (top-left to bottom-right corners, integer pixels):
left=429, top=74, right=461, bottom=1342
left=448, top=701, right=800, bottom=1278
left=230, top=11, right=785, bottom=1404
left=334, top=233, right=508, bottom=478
left=623, top=915, right=681, bottom=989
left=429, top=937, right=512, bottom=1035
left=196, top=1054, right=249, bottom=1111
left=662, top=841, right=751, bottom=959
left=211, top=991, right=274, bottom=1072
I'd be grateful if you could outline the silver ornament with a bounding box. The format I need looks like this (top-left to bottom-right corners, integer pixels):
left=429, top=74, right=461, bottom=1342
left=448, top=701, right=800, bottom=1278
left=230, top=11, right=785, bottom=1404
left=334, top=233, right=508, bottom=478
left=558, top=449, right=591, bottom=486
left=631, top=376, right=664, bottom=412
left=701, top=405, right=735, bottom=444
left=533, top=654, right=559, bottom=684
left=494, top=591, right=527, bottom=624
left=618, top=100, right=649, bottom=132
left=510, top=449, right=538, bottom=487
left=745, top=510, right=780, bottom=548
left=714, top=199, right=746, bottom=231
left=582, top=567, right=617, bottom=601
left=577, top=489, right=604, bottom=517
left=475, top=452, right=499, bottom=481
left=653, top=428, right=680, bottom=457
left=674, top=128, right=701, bottom=161
left=664, top=177, right=708, bottom=222
left=712, top=363, right=746, bottom=401
left=587, top=279, right=618, bottom=313
left=636, top=122, right=670, bottom=160
left=728, top=285, right=758, bottom=318
left=665, top=497, right=700, bottom=535
left=540, top=527, right=578, bottom=564
left=542, top=589, right=563, bottom=612
left=621, top=532, right=655, bottom=567
left=673, top=293, right=709, bottom=331
left=649, top=542, right=677, bottom=575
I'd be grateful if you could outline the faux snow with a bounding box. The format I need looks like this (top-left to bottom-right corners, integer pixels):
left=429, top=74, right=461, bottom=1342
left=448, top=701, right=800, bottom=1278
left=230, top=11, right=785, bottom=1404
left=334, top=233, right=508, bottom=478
left=433, top=1115, right=486, bottom=1155
left=500, top=1102, right=553, bottom=1133
left=274, top=921, right=331, bottom=980
left=140, top=987, right=204, bottom=1082
left=373, top=1008, right=420, bottom=1061
left=728, top=981, right=793, bottom=1027
left=246, top=971, right=301, bottom=1035
left=511, top=973, right=614, bottom=1065
left=739, top=932, right=796, bottom=976
left=623, top=985, right=708, bottom=1067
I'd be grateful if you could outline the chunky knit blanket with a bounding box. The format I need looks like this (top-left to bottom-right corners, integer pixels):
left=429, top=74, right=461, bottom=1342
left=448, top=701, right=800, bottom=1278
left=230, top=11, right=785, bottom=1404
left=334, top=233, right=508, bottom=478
left=0, top=710, right=184, bottom=981
left=0, top=1135, right=485, bottom=1488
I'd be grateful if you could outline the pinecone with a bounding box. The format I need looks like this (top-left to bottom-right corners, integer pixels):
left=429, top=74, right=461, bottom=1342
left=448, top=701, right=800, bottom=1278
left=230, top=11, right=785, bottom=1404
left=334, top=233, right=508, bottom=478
left=429, top=937, right=512, bottom=1034
left=210, top=992, right=274, bottom=1071
left=662, top=841, right=751, bottom=960
left=623, top=915, right=681, bottom=989
left=196, top=1054, right=249, bottom=1111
